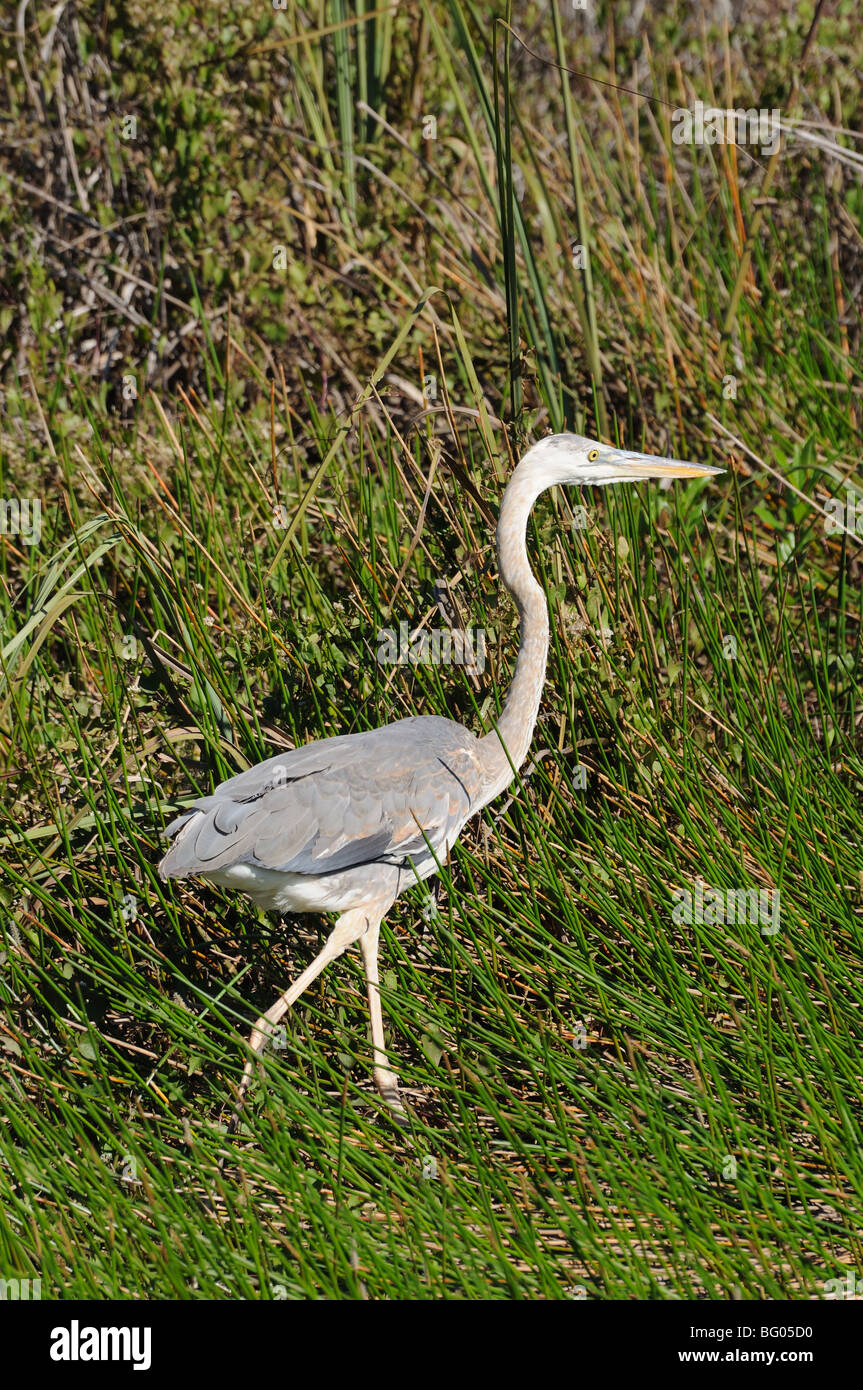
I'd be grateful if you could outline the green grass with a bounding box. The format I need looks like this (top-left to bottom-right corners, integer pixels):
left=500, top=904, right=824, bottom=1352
left=1, top=0, right=862, bottom=1300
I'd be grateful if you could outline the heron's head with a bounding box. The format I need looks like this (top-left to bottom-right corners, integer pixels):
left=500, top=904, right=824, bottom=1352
left=520, top=433, right=723, bottom=489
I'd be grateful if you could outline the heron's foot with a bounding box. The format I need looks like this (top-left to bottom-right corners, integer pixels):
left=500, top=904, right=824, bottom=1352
left=375, top=1070, right=408, bottom=1124
left=233, top=1057, right=261, bottom=1119
left=219, top=1016, right=280, bottom=1169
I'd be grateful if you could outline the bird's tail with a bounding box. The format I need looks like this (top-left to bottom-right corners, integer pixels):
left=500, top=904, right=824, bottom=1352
left=158, top=811, right=198, bottom=880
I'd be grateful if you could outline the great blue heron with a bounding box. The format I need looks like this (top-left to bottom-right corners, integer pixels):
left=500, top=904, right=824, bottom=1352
left=159, top=433, right=720, bottom=1119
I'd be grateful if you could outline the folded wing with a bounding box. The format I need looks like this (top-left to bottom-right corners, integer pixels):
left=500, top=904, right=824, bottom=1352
left=159, top=715, right=484, bottom=882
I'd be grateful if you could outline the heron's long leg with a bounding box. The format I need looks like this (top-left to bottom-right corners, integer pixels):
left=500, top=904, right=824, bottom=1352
left=359, top=915, right=404, bottom=1115
left=231, top=907, right=371, bottom=1126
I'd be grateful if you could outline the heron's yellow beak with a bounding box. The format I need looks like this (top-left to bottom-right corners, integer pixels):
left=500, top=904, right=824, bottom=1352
left=618, top=451, right=723, bottom=480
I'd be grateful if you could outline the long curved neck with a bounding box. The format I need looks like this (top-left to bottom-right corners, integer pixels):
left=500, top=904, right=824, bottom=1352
left=478, top=456, right=551, bottom=803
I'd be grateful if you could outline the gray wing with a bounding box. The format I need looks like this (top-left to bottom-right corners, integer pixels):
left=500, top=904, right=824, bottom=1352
left=158, top=716, right=484, bottom=880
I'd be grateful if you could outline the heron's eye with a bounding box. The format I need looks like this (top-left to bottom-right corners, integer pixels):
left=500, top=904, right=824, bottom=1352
left=587, top=449, right=599, bottom=461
